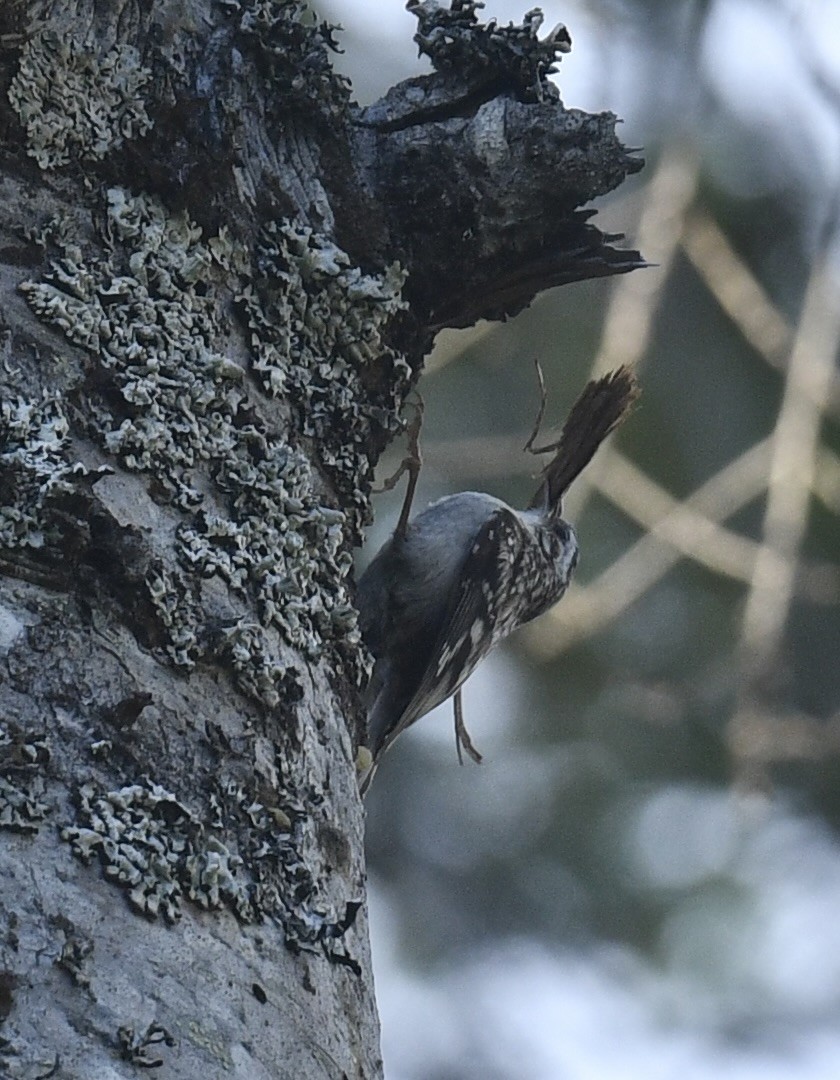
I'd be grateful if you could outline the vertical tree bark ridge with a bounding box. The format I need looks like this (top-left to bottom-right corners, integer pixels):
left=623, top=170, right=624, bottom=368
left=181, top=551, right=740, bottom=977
left=0, top=0, right=643, bottom=1076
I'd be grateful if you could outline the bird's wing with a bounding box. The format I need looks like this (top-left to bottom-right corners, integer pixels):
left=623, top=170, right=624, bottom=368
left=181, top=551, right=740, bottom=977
left=381, top=506, right=524, bottom=753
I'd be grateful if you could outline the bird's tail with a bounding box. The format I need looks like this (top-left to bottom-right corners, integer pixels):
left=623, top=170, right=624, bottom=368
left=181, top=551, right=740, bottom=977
left=529, top=366, right=639, bottom=513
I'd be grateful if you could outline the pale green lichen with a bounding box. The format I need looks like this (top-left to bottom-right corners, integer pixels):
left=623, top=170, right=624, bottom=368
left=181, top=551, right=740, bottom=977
left=0, top=395, right=108, bottom=552
left=0, top=721, right=50, bottom=831
left=20, top=189, right=388, bottom=678
left=118, top=1023, right=175, bottom=1068
left=8, top=33, right=153, bottom=170
left=145, top=563, right=203, bottom=668
left=217, top=622, right=303, bottom=710
left=63, top=781, right=252, bottom=923
left=242, top=220, right=411, bottom=535
left=57, top=928, right=94, bottom=988
left=63, top=777, right=359, bottom=967
left=0, top=724, right=49, bottom=769
left=237, top=0, right=350, bottom=121
left=0, top=775, right=49, bottom=832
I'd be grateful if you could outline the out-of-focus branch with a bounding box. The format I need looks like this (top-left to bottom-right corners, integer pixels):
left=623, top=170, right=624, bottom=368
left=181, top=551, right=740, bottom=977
left=739, top=257, right=840, bottom=662
left=681, top=213, right=793, bottom=364
left=590, top=149, right=700, bottom=377
left=682, top=212, right=840, bottom=415
left=528, top=439, right=772, bottom=654
left=815, top=446, right=840, bottom=513
left=729, top=251, right=840, bottom=785
left=568, top=148, right=700, bottom=517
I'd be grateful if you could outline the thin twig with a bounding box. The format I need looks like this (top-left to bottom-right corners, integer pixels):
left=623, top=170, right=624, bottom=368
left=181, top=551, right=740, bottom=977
left=522, top=358, right=548, bottom=454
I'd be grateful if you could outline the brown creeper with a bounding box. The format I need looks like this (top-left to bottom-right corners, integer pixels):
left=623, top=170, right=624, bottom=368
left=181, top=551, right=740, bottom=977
left=356, top=366, right=638, bottom=792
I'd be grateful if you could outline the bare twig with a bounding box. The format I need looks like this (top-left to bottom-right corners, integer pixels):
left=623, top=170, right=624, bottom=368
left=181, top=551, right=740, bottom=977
left=522, top=358, right=548, bottom=454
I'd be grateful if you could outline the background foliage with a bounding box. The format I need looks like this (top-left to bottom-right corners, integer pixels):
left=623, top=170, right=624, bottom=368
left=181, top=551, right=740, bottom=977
left=333, top=2, right=840, bottom=1076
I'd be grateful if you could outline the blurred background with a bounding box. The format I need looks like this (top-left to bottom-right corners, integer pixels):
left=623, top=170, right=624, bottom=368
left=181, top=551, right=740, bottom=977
left=329, top=1, right=840, bottom=1076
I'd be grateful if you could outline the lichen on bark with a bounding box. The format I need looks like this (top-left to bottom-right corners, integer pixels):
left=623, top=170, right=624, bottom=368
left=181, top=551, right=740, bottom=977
left=18, top=187, right=404, bottom=687
left=8, top=34, right=153, bottom=169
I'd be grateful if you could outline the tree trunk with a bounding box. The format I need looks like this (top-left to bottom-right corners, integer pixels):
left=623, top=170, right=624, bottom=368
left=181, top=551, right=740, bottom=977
left=0, top=1, right=641, bottom=1076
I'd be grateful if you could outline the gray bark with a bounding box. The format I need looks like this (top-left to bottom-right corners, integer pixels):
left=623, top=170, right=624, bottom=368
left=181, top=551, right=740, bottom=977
left=0, top=1, right=641, bottom=1077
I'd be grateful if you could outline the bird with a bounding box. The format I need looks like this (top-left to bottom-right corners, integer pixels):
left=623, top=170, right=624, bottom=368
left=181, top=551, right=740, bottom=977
left=355, top=365, right=638, bottom=793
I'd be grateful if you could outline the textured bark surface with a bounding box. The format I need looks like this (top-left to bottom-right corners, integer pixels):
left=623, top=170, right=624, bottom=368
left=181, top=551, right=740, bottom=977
left=0, top=1, right=641, bottom=1077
